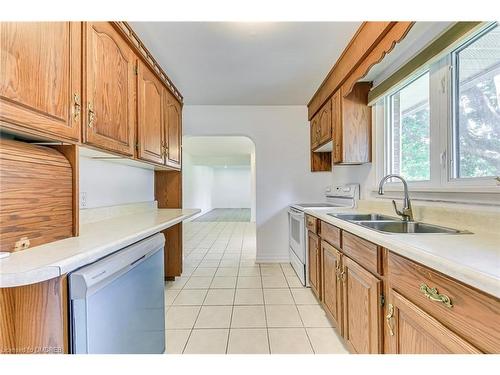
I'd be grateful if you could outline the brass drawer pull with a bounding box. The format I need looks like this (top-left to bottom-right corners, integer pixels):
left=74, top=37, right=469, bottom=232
left=386, top=303, right=395, bottom=336
left=419, top=283, right=453, bottom=308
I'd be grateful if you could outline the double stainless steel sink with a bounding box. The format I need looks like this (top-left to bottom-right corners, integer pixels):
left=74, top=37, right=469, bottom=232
left=328, top=213, right=471, bottom=234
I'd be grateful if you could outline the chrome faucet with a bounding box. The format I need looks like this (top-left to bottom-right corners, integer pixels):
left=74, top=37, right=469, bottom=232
left=378, top=174, right=414, bottom=221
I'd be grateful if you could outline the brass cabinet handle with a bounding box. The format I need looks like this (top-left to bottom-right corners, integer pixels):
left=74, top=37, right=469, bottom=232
left=337, top=269, right=345, bottom=282
left=88, top=102, right=96, bottom=128
left=419, top=283, right=453, bottom=308
left=386, top=303, right=395, bottom=336
left=162, top=142, right=169, bottom=157
left=73, top=93, right=81, bottom=121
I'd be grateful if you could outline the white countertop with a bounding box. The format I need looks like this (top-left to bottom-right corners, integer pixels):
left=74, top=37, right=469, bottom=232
left=0, top=208, right=200, bottom=287
left=303, top=207, right=500, bottom=298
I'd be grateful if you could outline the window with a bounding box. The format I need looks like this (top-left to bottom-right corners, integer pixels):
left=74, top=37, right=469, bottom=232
left=452, top=24, right=500, bottom=180
left=388, top=72, right=430, bottom=181
left=380, top=22, right=500, bottom=191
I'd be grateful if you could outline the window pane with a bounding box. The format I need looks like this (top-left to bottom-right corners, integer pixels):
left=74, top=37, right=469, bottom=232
left=389, top=72, right=430, bottom=181
left=455, top=24, right=500, bottom=179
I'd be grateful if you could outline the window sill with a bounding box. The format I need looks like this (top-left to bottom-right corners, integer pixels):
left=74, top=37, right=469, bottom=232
left=370, top=185, right=500, bottom=194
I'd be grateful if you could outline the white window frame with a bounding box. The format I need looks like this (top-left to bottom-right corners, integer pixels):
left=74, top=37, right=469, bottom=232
left=376, top=22, right=500, bottom=194
left=446, top=22, right=500, bottom=188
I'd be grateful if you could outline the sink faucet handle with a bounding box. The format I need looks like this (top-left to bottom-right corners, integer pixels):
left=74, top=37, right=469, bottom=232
left=392, top=200, right=404, bottom=217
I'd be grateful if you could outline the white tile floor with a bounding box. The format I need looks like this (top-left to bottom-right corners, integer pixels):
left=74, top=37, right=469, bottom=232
left=165, top=221, right=349, bottom=354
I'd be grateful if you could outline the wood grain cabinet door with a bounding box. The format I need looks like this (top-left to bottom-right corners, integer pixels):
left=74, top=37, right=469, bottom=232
left=137, top=61, right=164, bottom=164
left=84, top=22, right=135, bottom=156
left=342, top=256, right=382, bottom=353
left=310, top=115, right=320, bottom=149
left=386, top=290, right=481, bottom=354
left=318, top=98, right=332, bottom=145
left=0, top=22, right=81, bottom=141
left=163, top=89, right=182, bottom=169
left=321, top=240, right=342, bottom=333
left=341, top=82, right=371, bottom=164
left=308, top=231, right=321, bottom=299
left=331, top=90, right=343, bottom=163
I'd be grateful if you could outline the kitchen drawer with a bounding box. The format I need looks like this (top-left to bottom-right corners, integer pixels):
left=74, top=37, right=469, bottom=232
left=388, top=252, right=500, bottom=353
left=306, top=215, right=318, bottom=233
left=342, top=231, right=380, bottom=275
left=320, top=221, right=341, bottom=249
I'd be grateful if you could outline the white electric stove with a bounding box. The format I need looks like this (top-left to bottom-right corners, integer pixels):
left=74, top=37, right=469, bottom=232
left=288, top=184, right=359, bottom=286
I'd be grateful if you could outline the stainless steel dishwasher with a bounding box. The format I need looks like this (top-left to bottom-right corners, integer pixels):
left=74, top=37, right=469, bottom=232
left=69, top=233, right=165, bottom=354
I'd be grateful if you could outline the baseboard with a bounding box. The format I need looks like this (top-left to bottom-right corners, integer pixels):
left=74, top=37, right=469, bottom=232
left=255, top=254, right=290, bottom=263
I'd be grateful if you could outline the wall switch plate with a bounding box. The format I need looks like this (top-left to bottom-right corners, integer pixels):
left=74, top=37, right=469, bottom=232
left=80, top=192, right=87, bottom=208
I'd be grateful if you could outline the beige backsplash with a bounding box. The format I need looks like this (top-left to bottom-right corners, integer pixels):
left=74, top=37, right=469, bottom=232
left=80, top=201, right=158, bottom=225
left=357, top=199, right=500, bottom=235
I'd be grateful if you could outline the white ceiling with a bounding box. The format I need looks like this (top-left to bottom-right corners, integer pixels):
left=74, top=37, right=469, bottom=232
left=129, top=22, right=361, bottom=105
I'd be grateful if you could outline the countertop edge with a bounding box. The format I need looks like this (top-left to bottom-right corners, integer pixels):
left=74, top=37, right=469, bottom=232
left=0, top=209, right=200, bottom=288
left=303, top=208, right=500, bottom=299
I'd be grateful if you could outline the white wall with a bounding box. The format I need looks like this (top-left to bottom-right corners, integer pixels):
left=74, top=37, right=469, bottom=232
left=250, top=151, right=257, bottom=222
left=182, top=152, right=215, bottom=219
left=183, top=105, right=331, bottom=262
left=212, top=167, right=251, bottom=208
left=79, top=157, right=154, bottom=209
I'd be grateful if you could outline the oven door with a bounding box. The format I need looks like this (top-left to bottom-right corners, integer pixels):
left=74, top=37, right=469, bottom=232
left=288, top=207, right=305, bottom=263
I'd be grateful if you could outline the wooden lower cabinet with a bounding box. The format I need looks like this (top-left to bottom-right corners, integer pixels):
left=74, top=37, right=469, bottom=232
left=386, top=290, right=481, bottom=354
left=321, top=240, right=342, bottom=333
left=0, top=276, right=68, bottom=354
left=342, top=256, right=382, bottom=354
left=308, top=230, right=321, bottom=299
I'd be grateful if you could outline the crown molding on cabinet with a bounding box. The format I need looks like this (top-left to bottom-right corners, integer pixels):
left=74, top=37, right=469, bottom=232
left=307, top=22, right=414, bottom=120
left=112, top=22, right=183, bottom=104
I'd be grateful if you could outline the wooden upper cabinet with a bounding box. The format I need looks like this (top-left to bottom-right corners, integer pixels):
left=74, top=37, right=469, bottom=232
left=321, top=240, right=343, bottom=333
left=137, top=61, right=164, bottom=164
left=318, top=98, right=332, bottom=146
left=331, top=90, right=343, bottom=163
left=310, top=114, right=319, bottom=150
left=84, top=22, right=135, bottom=156
left=310, top=99, right=332, bottom=150
left=386, top=290, right=481, bottom=354
left=0, top=22, right=81, bottom=141
left=163, top=88, right=182, bottom=169
left=342, top=256, right=381, bottom=353
left=339, top=82, right=372, bottom=164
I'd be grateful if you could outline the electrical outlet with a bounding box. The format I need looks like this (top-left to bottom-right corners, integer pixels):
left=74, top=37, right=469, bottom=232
left=80, top=192, right=87, bottom=208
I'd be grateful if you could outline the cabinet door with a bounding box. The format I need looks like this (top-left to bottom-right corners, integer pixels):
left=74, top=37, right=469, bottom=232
left=0, top=22, right=81, bottom=141
left=318, top=99, right=332, bottom=145
left=321, top=240, right=342, bottom=333
left=84, top=22, right=135, bottom=156
left=331, top=90, right=342, bottom=163
left=342, top=256, right=381, bottom=353
left=341, top=82, right=371, bottom=163
left=308, top=231, right=321, bottom=299
left=163, top=89, right=182, bottom=169
left=310, top=114, right=320, bottom=149
left=386, top=290, right=481, bottom=354
left=137, top=61, right=164, bottom=164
